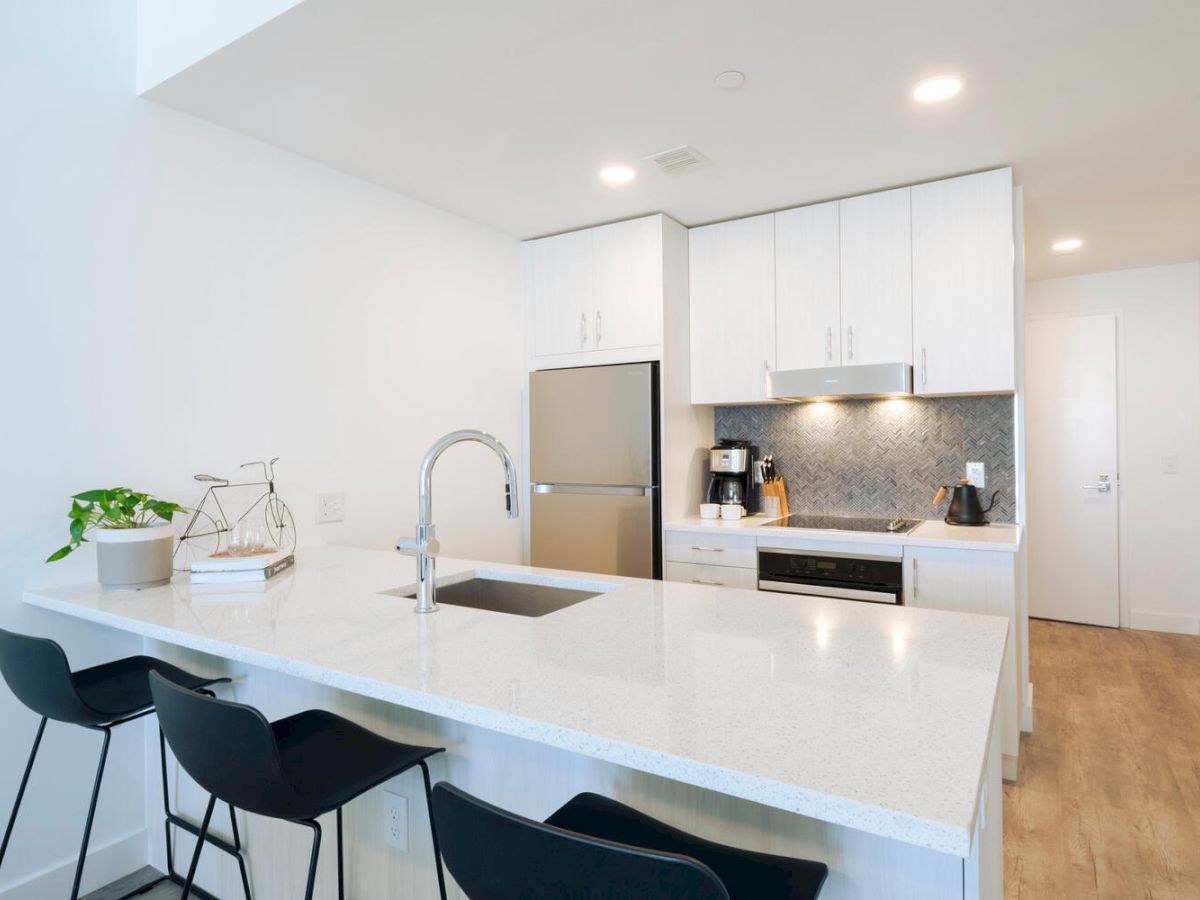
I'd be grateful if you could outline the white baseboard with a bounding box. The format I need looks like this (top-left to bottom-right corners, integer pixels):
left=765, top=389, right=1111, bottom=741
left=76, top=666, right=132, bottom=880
left=1130, top=609, right=1200, bottom=636
left=0, top=828, right=147, bottom=900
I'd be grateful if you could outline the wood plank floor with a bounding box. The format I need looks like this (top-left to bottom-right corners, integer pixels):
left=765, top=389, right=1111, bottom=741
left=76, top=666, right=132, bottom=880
left=1005, top=619, right=1200, bottom=899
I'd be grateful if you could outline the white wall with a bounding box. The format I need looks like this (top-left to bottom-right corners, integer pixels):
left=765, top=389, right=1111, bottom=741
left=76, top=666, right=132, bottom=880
left=1027, top=262, right=1200, bottom=634
left=0, top=2, right=522, bottom=895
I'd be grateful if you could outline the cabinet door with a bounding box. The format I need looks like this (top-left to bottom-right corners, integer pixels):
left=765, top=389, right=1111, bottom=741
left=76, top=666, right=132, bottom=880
left=527, top=229, right=593, bottom=358
left=904, top=546, right=1019, bottom=764
left=839, top=187, right=912, bottom=366
left=689, top=214, right=775, bottom=404
left=912, top=169, right=1014, bottom=394
left=775, top=201, right=841, bottom=370
left=591, top=216, right=662, bottom=351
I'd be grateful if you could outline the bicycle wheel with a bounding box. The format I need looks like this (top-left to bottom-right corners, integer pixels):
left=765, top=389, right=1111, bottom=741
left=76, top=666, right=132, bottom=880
left=173, top=507, right=223, bottom=572
left=264, top=497, right=296, bottom=553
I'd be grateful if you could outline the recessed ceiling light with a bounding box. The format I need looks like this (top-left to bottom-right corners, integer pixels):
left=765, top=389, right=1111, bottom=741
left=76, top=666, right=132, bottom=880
left=912, top=75, right=963, bottom=103
left=715, top=70, right=745, bottom=90
left=1052, top=238, right=1083, bottom=254
left=598, top=165, right=636, bottom=185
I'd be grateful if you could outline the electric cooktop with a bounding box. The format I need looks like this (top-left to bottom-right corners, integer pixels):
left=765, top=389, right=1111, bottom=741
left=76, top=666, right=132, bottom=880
left=779, top=514, right=920, bottom=534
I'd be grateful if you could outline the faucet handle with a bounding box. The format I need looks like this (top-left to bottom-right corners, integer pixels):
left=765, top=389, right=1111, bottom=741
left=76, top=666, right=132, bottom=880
left=396, top=523, right=439, bottom=558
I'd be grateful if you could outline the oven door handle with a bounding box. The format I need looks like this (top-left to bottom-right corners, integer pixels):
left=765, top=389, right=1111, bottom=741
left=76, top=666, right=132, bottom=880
left=757, top=579, right=900, bottom=604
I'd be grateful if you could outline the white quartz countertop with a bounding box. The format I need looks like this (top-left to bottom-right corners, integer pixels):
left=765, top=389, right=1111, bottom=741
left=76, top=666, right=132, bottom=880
left=667, top=516, right=1021, bottom=552
left=24, top=546, right=1007, bottom=857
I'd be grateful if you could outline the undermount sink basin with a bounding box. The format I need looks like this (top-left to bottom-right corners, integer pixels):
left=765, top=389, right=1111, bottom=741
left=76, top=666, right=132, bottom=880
left=390, top=576, right=603, bottom=617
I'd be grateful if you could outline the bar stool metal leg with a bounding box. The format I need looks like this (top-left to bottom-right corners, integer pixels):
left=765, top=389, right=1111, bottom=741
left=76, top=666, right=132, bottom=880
left=181, top=794, right=217, bottom=900
left=0, top=716, right=46, bottom=874
left=300, top=819, right=322, bottom=900
left=336, top=807, right=345, bottom=900
left=69, top=727, right=112, bottom=900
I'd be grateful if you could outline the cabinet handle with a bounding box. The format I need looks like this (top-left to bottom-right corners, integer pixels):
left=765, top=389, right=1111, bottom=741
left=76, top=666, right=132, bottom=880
left=847, top=325, right=854, bottom=362
left=921, top=348, right=928, bottom=388
left=825, top=327, right=833, bottom=363
left=595, top=310, right=602, bottom=345
left=580, top=313, right=587, bottom=348
left=691, top=546, right=724, bottom=553
left=691, top=579, right=724, bottom=586
left=913, top=558, right=919, bottom=599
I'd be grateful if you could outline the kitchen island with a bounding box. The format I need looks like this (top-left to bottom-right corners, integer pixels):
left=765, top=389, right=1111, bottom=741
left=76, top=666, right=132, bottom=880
left=24, top=546, right=1006, bottom=900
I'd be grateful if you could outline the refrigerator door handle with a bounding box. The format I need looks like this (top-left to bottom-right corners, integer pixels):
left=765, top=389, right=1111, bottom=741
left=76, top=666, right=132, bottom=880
left=532, top=483, right=656, bottom=497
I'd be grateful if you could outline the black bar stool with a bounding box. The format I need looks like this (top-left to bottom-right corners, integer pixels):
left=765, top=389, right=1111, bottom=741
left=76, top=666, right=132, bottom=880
left=0, top=627, right=250, bottom=900
left=431, top=782, right=829, bottom=899
left=149, top=671, right=449, bottom=900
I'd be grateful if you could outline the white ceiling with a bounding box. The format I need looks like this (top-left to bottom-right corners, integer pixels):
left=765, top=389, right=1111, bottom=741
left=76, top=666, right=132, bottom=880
left=145, top=0, right=1200, bottom=280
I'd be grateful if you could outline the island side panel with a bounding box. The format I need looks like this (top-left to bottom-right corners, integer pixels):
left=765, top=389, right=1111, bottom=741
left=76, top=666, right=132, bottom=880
left=964, top=682, right=1005, bottom=900
left=146, top=641, right=970, bottom=900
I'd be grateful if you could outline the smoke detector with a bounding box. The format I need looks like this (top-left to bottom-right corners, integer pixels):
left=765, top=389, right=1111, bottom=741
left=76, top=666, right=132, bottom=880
left=643, top=145, right=711, bottom=176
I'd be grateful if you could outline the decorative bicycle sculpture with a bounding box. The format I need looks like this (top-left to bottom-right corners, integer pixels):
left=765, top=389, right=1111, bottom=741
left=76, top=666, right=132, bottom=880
left=173, top=457, right=297, bottom=571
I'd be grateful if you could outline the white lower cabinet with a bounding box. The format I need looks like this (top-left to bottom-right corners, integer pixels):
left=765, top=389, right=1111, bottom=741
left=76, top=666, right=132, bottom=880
left=903, top=546, right=1019, bottom=776
left=665, top=561, right=758, bottom=590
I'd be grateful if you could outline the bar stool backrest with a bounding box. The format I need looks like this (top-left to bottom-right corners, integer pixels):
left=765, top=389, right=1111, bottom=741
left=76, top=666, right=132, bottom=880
left=0, top=628, right=102, bottom=725
left=431, top=782, right=731, bottom=900
left=149, top=671, right=307, bottom=820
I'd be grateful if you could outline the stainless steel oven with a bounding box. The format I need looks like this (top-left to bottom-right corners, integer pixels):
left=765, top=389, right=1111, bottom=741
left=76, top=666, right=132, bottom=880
left=757, top=548, right=903, bottom=604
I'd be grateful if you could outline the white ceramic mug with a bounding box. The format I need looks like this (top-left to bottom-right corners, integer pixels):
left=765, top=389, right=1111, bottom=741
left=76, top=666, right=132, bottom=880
left=720, top=504, right=744, bottom=520
left=699, top=503, right=721, bottom=520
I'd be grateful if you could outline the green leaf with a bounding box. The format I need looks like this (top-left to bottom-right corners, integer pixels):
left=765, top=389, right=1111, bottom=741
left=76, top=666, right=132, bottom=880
left=69, top=518, right=84, bottom=542
left=46, top=545, right=73, bottom=562
left=72, top=489, right=112, bottom=503
left=103, top=505, right=124, bottom=523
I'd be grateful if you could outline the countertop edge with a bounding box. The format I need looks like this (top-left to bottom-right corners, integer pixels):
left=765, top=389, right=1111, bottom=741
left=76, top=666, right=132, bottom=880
left=665, top=518, right=1021, bottom=553
left=22, top=586, right=976, bottom=857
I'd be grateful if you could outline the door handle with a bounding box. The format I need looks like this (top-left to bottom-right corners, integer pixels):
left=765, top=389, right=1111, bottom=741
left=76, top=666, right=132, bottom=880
left=912, top=557, right=919, bottom=599
left=580, top=313, right=587, bottom=348
left=847, top=325, right=854, bottom=362
left=825, top=327, right=833, bottom=363
left=595, top=310, right=602, bottom=345
left=1082, top=474, right=1113, bottom=493
left=921, top=348, right=928, bottom=388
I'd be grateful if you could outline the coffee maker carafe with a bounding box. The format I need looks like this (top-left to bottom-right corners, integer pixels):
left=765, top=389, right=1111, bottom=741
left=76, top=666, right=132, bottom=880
left=706, top=439, right=756, bottom=513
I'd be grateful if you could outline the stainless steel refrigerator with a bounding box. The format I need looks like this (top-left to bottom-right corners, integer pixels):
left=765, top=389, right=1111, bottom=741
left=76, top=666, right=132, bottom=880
left=529, top=362, right=660, bottom=578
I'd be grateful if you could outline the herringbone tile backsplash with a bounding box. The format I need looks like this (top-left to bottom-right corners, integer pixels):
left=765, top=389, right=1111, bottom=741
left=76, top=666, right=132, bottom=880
left=714, top=396, right=1016, bottom=522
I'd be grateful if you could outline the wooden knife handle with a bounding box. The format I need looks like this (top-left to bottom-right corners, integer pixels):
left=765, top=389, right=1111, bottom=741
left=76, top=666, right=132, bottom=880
left=933, top=486, right=947, bottom=506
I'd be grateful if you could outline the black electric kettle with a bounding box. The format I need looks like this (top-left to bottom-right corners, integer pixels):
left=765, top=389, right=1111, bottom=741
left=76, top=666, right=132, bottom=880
left=933, top=480, right=1000, bottom=526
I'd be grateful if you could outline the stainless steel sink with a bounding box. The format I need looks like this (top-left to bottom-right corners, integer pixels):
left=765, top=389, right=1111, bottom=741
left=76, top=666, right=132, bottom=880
left=391, top=576, right=601, bottom=617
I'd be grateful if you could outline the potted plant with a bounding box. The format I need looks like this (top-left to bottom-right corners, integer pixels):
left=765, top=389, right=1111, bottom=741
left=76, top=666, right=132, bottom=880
left=47, top=488, right=185, bottom=588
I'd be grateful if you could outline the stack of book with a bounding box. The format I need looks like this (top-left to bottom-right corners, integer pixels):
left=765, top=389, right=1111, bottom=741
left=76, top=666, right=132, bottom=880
left=190, top=549, right=295, bottom=586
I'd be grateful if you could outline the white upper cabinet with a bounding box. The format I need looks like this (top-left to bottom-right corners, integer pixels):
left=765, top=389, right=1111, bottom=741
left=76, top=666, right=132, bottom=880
left=838, top=187, right=913, bottom=366
left=525, top=215, right=665, bottom=363
left=775, top=201, right=841, bottom=370
left=689, top=214, right=776, bottom=405
left=591, top=216, right=662, bottom=352
left=526, top=228, right=593, bottom=358
left=911, top=169, right=1015, bottom=395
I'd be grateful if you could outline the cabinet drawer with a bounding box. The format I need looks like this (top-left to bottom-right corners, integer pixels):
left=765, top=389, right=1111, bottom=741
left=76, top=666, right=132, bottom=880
left=664, top=531, right=758, bottom=568
left=665, top=562, right=759, bottom=591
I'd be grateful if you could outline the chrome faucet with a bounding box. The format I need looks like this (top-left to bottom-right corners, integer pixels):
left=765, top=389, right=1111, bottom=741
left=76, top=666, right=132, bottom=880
left=397, top=429, right=520, bottom=614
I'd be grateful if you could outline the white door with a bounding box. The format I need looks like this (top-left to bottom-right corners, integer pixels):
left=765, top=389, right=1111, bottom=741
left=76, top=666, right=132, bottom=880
left=527, top=229, right=593, bottom=357
left=839, top=187, right=912, bottom=366
left=688, top=214, right=775, bottom=404
left=591, top=215, right=662, bottom=352
left=1026, top=314, right=1120, bottom=626
left=775, top=201, right=840, bottom=370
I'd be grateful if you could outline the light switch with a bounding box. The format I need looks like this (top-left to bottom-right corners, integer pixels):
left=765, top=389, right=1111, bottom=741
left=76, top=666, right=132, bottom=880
left=966, top=462, right=986, bottom=489
left=1162, top=454, right=1179, bottom=475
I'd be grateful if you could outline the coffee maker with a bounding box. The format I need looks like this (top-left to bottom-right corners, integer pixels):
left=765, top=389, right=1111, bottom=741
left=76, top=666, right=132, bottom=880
left=706, top=439, right=756, bottom=513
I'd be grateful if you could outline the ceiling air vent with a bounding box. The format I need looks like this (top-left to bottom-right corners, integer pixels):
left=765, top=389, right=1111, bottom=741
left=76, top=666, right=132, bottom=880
left=643, top=145, right=710, bottom=175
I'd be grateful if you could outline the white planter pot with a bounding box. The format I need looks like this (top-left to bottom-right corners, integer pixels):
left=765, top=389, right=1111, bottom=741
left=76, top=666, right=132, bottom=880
left=93, top=523, right=174, bottom=588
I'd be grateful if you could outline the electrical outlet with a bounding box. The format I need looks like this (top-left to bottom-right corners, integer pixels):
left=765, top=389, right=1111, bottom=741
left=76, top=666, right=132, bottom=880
left=1162, top=454, right=1179, bottom=475
left=966, top=462, right=986, bottom=489
left=383, top=790, right=408, bottom=851
left=316, top=491, right=345, bottom=524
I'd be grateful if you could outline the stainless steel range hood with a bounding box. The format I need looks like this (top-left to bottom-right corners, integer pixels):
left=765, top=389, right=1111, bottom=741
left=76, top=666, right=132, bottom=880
left=767, top=363, right=913, bottom=401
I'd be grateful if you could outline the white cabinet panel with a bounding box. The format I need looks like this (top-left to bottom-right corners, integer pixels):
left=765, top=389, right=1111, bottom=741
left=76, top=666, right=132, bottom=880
left=839, top=187, right=912, bottom=366
left=665, top=561, right=759, bottom=590
left=912, top=169, right=1014, bottom=395
left=527, top=229, right=592, bottom=357
left=775, top=201, right=841, bottom=370
left=592, top=215, right=662, bottom=351
left=689, top=214, right=776, bottom=404
left=664, top=531, right=758, bottom=568
left=903, top=546, right=1019, bottom=766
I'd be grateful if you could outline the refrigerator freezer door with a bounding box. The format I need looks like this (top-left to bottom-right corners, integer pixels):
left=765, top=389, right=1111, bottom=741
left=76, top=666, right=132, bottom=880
left=530, top=363, right=655, bottom=486
left=530, top=490, right=655, bottom=578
